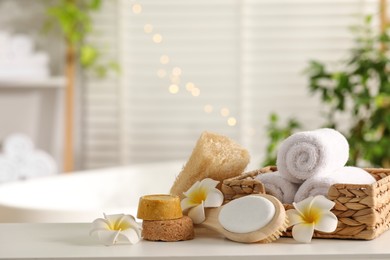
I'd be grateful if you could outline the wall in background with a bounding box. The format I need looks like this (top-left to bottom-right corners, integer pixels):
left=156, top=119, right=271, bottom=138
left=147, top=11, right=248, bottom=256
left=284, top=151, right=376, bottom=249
left=0, top=0, right=64, bottom=75
left=0, top=0, right=68, bottom=170
left=82, top=0, right=378, bottom=169
left=0, top=0, right=381, bottom=171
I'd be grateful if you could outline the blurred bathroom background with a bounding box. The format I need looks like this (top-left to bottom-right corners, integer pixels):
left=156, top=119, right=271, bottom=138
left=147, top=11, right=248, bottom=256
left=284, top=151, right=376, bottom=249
left=0, top=0, right=387, bottom=181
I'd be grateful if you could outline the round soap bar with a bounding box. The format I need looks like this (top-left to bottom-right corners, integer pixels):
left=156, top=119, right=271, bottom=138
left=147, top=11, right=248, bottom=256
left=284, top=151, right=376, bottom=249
left=218, top=195, right=276, bottom=234
left=137, top=194, right=183, bottom=220
left=142, top=216, right=194, bottom=242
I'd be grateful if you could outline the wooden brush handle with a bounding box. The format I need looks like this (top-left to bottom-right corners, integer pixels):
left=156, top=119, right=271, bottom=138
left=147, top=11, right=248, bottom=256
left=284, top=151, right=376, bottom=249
left=199, top=194, right=287, bottom=243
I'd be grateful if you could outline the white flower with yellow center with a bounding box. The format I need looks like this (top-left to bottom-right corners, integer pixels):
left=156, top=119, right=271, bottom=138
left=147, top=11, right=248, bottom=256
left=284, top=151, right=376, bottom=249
left=90, top=213, right=142, bottom=246
left=287, top=195, right=338, bottom=243
left=181, top=178, right=224, bottom=224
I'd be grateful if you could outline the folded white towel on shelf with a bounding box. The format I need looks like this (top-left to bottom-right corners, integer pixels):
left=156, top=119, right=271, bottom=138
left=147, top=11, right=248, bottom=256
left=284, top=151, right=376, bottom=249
left=276, top=128, right=349, bottom=184
left=10, top=34, right=33, bottom=58
left=294, top=166, right=376, bottom=202
left=256, top=171, right=299, bottom=204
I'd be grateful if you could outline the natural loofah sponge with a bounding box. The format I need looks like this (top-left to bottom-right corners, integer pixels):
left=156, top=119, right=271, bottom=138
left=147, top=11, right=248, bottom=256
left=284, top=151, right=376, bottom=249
left=142, top=216, right=194, bottom=242
left=170, top=131, right=250, bottom=199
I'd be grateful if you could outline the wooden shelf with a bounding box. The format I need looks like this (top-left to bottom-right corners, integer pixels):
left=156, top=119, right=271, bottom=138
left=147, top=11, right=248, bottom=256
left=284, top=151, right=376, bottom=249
left=0, top=76, right=66, bottom=89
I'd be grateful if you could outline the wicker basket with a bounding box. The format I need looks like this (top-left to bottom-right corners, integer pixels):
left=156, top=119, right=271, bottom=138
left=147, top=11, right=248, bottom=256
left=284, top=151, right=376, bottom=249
left=221, top=166, right=390, bottom=240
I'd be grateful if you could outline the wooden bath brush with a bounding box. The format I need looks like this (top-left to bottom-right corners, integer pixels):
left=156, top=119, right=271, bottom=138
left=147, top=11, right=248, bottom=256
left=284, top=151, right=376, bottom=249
left=199, top=194, right=288, bottom=243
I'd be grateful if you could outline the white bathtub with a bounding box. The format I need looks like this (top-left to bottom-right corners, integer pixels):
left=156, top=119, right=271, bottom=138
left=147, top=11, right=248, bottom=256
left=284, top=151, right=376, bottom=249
left=0, top=161, right=183, bottom=223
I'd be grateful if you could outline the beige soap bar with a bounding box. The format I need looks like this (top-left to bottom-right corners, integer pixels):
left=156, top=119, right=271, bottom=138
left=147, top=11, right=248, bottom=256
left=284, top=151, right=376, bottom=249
left=137, top=194, right=183, bottom=221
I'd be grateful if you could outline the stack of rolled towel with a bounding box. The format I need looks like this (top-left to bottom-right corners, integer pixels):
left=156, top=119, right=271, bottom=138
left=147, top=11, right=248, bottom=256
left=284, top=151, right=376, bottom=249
left=0, top=133, right=57, bottom=183
left=256, top=128, right=376, bottom=204
left=0, top=32, right=50, bottom=79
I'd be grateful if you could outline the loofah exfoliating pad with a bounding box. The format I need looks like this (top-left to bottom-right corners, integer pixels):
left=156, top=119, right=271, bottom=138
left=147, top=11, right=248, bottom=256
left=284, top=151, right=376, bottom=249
left=142, top=216, right=195, bottom=242
left=170, top=131, right=250, bottom=199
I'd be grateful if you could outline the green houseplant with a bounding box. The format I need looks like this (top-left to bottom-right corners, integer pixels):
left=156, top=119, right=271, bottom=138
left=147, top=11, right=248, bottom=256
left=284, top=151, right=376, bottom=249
left=262, top=113, right=301, bottom=166
left=306, top=15, right=390, bottom=167
left=43, top=0, right=118, bottom=171
left=44, top=0, right=118, bottom=77
left=263, top=16, right=390, bottom=168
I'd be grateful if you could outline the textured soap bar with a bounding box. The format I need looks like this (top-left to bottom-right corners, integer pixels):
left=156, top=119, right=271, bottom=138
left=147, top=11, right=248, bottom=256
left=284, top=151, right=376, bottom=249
left=142, top=216, right=194, bottom=242
left=137, top=194, right=183, bottom=220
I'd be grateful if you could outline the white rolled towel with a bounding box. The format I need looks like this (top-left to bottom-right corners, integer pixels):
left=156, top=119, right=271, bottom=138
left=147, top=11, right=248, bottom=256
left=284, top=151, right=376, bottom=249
left=276, top=128, right=349, bottom=184
left=294, top=167, right=376, bottom=202
left=24, top=150, right=58, bottom=178
left=8, top=150, right=57, bottom=180
left=2, top=133, right=34, bottom=159
left=0, top=31, right=11, bottom=58
left=256, top=171, right=299, bottom=204
left=0, top=155, right=18, bottom=183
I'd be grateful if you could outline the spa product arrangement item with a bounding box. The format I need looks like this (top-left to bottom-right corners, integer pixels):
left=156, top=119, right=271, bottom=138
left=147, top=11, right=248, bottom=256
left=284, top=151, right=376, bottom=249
left=0, top=133, right=57, bottom=183
left=90, top=213, right=142, bottom=246
left=255, top=128, right=375, bottom=202
left=137, top=194, right=194, bottom=242
left=224, top=166, right=390, bottom=240
left=170, top=131, right=250, bottom=199
left=256, top=171, right=299, bottom=204
left=142, top=215, right=194, bottom=242
left=88, top=129, right=390, bottom=245
left=180, top=178, right=224, bottom=224
left=294, top=166, right=375, bottom=202
left=222, top=128, right=390, bottom=240
left=286, top=195, right=337, bottom=243
left=170, top=132, right=290, bottom=243
left=199, top=194, right=288, bottom=243
left=137, top=194, right=183, bottom=221
left=276, top=128, right=350, bottom=184
left=178, top=176, right=288, bottom=243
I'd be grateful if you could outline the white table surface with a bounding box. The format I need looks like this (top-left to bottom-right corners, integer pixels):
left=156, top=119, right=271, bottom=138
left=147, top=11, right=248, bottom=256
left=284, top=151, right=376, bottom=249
left=1, top=223, right=389, bottom=260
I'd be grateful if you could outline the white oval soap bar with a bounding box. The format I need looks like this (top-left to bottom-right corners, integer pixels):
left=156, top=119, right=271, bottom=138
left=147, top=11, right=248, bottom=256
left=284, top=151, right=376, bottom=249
left=218, top=195, right=275, bottom=233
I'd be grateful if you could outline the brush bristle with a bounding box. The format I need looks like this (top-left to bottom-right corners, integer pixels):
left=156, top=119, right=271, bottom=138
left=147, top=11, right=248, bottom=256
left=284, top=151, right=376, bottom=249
left=257, top=217, right=289, bottom=243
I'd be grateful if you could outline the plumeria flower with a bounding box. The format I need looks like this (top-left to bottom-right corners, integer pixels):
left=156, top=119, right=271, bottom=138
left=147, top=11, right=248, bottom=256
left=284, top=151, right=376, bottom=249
left=181, top=178, right=224, bottom=224
left=287, top=195, right=338, bottom=243
left=90, top=213, right=142, bottom=246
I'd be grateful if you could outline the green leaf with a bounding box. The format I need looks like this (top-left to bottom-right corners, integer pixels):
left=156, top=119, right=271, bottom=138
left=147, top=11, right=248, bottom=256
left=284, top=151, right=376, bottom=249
left=108, top=61, right=121, bottom=74
left=94, top=65, right=108, bottom=78
left=270, top=113, right=278, bottom=123
left=261, top=113, right=302, bottom=167
left=43, top=0, right=118, bottom=78
left=365, top=15, right=373, bottom=25
left=300, top=14, right=390, bottom=167
left=80, top=45, right=99, bottom=67
left=385, top=114, right=390, bottom=128
left=89, top=0, right=102, bottom=10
